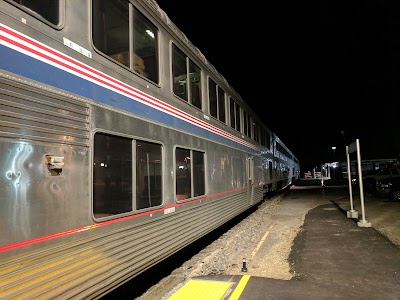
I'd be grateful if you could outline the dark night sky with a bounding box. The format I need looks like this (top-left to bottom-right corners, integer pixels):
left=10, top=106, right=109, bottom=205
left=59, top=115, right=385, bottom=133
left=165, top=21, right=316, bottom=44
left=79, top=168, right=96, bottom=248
left=155, top=0, right=400, bottom=172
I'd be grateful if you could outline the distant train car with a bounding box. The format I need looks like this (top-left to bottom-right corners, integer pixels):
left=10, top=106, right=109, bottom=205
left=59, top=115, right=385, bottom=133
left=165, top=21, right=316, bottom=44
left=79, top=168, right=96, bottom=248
left=0, top=0, right=300, bottom=298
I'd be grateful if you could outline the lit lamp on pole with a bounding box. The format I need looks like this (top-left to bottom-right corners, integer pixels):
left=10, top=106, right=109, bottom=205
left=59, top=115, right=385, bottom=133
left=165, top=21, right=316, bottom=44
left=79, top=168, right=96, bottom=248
left=331, top=146, right=336, bottom=161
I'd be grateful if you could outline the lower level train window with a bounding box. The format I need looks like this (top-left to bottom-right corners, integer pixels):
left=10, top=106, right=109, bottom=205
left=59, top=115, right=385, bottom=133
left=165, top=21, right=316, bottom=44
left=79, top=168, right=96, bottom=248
left=175, top=147, right=205, bottom=201
left=136, top=140, right=162, bottom=209
left=93, top=133, right=162, bottom=218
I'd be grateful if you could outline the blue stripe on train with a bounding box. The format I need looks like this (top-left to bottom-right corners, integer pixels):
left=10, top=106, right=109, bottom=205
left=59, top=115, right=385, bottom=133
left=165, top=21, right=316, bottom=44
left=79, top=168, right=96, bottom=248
left=0, top=44, right=253, bottom=153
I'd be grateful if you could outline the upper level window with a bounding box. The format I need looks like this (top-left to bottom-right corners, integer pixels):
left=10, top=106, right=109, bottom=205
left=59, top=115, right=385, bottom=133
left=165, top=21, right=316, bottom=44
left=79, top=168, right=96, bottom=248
left=172, top=44, right=202, bottom=109
left=243, top=111, right=252, bottom=138
left=208, top=78, right=226, bottom=123
left=253, top=122, right=260, bottom=143
left=263, top=128, right=271, bottom=149
left=8, top=0, right=62, bottom=26
left=243, top=111, right=249, bottom=137
left=92, top=0, right=158, bottom=83
left=229, top=97, right=241, bottom=132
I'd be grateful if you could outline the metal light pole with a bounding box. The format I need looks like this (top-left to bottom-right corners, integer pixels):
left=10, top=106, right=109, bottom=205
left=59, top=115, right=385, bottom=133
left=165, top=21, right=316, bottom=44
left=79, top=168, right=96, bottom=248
left=332, top=146, right=336, bottom=180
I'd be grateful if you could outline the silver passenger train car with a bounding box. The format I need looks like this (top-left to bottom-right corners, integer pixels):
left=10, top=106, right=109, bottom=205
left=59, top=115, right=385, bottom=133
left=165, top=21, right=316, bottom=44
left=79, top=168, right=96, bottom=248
left=0, top=0, right=300, bottom=298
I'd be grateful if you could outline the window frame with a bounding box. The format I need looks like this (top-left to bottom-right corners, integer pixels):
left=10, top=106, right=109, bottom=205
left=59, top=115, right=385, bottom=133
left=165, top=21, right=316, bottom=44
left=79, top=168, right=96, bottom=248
left=174, top=146, right=206, bottom=202
left=92, top=131, right=164, bottom=220
left=172, top=43, right=202, bottom=110
left=92, top=0, right=159, bottom=83
left=6, top=0, right=65, bottom=28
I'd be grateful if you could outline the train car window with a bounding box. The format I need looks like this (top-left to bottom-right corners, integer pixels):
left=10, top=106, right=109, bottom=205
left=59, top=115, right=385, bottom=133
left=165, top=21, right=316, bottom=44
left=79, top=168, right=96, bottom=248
left=217, top=86, right=226, bottom=123
left=247, top=114, right=252, bottom=138
left=136, top=140, right=162, bottom=209
left=209, top=78, right=218, bottom=118
left=92, top=0, right=159, bottom=83
left=189, top=60, right=202, bottom=109
left=276, top=142, right=291, bottom=159
left=256, top=123, right=261, bottom=142
left=172, top=44, right=202, bottom=109
left=229, top=97, right=241, bottom=132
left=93, top=133, right=133, bottom=217
left=264, top=129, right=271, bottom=149
left=229, top=98, right=235, bottom=130
left=260, top=127, right=266, bottom=146
left=235, top=102, right=241, bottom=132
left=93, top=133, right=163, bottom=218
left=253, top=122, right=257, bottom=142
left=243, top=111, right=249, bottom=137
left=93, top=0, right=129, bottom=65
left=175, top=148, right=191, bottom=200
left=7, top=0, right=63, bottom=26
left=208, top=78, right=226, bottom=123
left=175, top=147, right=205, bottom=201
left=172, top=46, right=188, bottom=100
left=193, top=151, right=205, bottom=197
left=232, top=157, right=245, bottom=188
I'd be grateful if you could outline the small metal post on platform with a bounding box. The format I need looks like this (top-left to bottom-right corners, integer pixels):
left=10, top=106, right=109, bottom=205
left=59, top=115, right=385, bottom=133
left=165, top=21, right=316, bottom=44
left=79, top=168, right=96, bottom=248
left=241, top=258, right=247, bottom=272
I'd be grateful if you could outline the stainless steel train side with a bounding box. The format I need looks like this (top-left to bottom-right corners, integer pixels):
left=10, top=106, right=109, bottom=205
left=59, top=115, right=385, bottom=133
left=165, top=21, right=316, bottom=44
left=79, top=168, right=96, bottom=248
left=0, top=0, right=300, bottom=298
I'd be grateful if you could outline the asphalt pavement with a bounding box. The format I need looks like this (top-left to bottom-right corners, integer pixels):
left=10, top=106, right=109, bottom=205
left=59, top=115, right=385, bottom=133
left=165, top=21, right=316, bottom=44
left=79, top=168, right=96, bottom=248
left=164, top=179, right=400, bottom=299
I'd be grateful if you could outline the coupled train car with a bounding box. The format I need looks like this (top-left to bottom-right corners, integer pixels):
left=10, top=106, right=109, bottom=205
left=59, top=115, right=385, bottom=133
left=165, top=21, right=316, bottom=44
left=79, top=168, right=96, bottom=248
left=0, top=0, right=300, bottom=298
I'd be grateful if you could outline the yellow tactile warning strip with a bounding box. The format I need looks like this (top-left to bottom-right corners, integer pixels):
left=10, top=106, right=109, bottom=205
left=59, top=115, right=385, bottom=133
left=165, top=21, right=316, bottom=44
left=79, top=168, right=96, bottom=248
left=168, top=279, right=231, bottom=300
left=167, top=275, right=251, bottom=300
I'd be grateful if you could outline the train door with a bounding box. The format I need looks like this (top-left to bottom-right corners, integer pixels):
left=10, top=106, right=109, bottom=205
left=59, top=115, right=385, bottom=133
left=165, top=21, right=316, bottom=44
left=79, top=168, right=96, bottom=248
left=246, top=156, right=254, bottom=205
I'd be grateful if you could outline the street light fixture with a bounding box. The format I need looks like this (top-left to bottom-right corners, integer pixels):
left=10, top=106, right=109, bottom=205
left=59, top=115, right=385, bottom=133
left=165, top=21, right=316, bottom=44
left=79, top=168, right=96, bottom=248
left=331, top=146, right=336, bottom=160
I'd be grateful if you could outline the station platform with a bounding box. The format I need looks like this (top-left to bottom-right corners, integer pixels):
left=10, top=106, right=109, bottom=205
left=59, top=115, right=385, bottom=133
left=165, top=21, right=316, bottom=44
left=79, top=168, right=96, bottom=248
left=161, top=186, right=400, bottom=300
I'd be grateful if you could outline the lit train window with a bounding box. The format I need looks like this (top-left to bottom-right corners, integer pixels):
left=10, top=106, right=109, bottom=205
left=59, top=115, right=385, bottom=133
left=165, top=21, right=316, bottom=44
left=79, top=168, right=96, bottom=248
left=172, top=44, right=202, bottom=109
left=208, top=78, right=226, bottom=123
left=92, top=0, right=159, bottom=83
left=8, top=0, right=63, bottom=26
left=93, top=133, right=162, bottom=218
left=175, top=148, right=205, bottom=201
